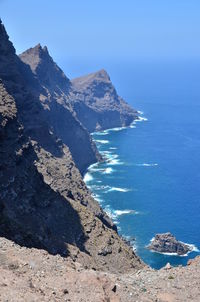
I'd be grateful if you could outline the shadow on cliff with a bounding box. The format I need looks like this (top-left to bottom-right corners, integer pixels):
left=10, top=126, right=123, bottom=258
left=0, top=123, right=89, bottom=256
left=0, top=65, right=90, bottom=258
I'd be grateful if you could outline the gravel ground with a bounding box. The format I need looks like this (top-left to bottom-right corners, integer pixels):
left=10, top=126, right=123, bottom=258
left=0, top=237, right=199, bottom=302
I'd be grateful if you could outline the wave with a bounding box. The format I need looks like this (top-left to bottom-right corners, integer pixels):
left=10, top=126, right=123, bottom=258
left=92, top=194, right=104, bottom=204
left=109, top=147, right=117, bottom=150
left=83, top=173, right=93, bottom=183
left=137, top=110, right=144, bottom=115
left=106, top=158, right=124, bottom=166
left=136, top=163, right=158, bottom=167
left=104, top=167, right=114, bottom=174
left=104, top=205, right=139, bottom=224
left=136, top=116, right=148, bottom=122
left=93, top=131, right=109, bottom=136
left=107, top=187, right=131, bottom=193
left=100, top=151, right=124, bottom=166
left=95, top=139, right=109, bottom=144
left=108, top=126, right=127, bottom=132
left=87, top=165, right=115, bottom=175
left=104, top=205, right=138, bottom=224
left=114, top=209, right=139, bottom=216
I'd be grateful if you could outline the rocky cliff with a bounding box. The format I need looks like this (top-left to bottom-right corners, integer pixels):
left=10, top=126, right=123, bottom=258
left=71, top=69, right=138, bottom=132
left=20, top=45, right=138, bottom=136
left=19, top=45, right=101, bottom=174
left=0, top=19, right=143, bottom=273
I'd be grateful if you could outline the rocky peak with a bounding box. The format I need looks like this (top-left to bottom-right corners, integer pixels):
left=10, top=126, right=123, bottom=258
left=72, top=69, right=112, bottom=90
left=71, top=68, right=138, bottom=132
left=0, top=19, right=15, bottom=56
left=20, top=44, right=70, bottom=93
left=90, top=69, right=111, bottom=81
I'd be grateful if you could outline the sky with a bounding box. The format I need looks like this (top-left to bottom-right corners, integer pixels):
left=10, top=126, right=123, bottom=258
left=1, top=0, right=200, bottom=78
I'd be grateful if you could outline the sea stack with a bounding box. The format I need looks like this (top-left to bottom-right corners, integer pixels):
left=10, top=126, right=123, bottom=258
left=148, top=232, right=192, bottom=255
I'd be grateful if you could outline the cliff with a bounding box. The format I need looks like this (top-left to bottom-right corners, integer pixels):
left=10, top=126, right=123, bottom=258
left=19, top=45, right=101, bottom=174
left=20, top=46, right=138, bottom=137
left=71, top=69, right=138, bottom=132
left=0, top=20, right=142, bottom=273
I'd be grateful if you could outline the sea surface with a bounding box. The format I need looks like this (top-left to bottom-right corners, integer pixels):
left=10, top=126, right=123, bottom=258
left=82, top=60, right=200, bottom=269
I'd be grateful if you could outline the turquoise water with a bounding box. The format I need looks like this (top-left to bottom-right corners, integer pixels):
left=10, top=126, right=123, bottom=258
left=83, top=61, right=200, bottom=269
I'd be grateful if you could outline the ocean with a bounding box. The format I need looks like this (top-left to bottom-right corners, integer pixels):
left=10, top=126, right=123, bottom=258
left=82, top=59, right=200, bottom=269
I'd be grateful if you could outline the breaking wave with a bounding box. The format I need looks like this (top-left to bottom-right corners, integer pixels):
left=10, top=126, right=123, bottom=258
left=95, top=139, right=109, bottom=144
left=83, top=173, right=93, bottom=183
left=106, top=187, right=131, bottom=193
left=136, top=163, right=158, bottom=167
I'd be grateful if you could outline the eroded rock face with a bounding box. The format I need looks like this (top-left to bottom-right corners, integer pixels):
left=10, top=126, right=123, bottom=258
left=148, top=233, right=192, bottom=255
left=0, top=19, right=143, bottom=273
left=19, top=45, right=101, bottom=174
left=71, top=69, right=138, bottom=132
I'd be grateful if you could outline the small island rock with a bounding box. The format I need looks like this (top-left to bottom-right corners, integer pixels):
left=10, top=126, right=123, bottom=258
left=148, top=232, right=192, bottom=255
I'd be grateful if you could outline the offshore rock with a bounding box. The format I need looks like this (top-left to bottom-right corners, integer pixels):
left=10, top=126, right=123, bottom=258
left=148, top=232, right=192, bottom=255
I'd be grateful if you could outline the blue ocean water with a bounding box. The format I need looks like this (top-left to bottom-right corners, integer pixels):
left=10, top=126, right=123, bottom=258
left=83, top=60, right=200, bottom=269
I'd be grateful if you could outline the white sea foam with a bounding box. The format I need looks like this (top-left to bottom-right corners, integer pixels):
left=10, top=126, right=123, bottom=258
left=108, top=159, right=124, bottom=165
left=109, top=147, right=117, bottom=150
left=114, top=209, right=139, bottom=216
left=95, top=139, right=109, bottom=144
left=137, top=110, right=144, bottom=115
left=108, top=126, right=127, bottom=132
left=136, top=116, right=148, bottom=122
left=136, top=163, right=158, bottom=167
left=107, top=187, right=131, bottom=193
left=101, top=150, right=114, bottom=156
left=104, top=205, right=119, bottom=224
left=93, top=131, right=109, bottom=136
left=104, top=167, right=114, bottom=174
left=83, top=173, right=93, bottom=183
left=104, top=206, right=139, bottom=225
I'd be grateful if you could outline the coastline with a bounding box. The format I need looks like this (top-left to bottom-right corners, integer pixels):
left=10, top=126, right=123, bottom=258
left=84, top=112, right=200, bottom=267
left=83, top=111, right=148, bottom=249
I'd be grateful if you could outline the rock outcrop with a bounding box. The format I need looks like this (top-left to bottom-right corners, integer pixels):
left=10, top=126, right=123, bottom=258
left=148, top=233, right=192, bottom=255
left=71, top=69, right=138, bottom=132
left=0, top=19, right=143, bottom=274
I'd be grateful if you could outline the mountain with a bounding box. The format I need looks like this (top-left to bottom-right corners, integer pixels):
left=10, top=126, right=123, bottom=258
left=19, top=45, right=101, bottom=174
left=20, top=45, right=138, bottom=136
left=0, top=19, right=142, bottom=273
left=71, top=69, right=138, bottom=132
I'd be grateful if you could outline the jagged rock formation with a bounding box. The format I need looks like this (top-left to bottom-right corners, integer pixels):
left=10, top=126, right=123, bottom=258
left=20, top=45, right=138, bottom=137
left=0, top=19, right=143, bottom=273
left=148, top=233, right=192, bottom=255
left=19, top=45, right=101, bottom=174
left=71, top=69, right=138, bottom=132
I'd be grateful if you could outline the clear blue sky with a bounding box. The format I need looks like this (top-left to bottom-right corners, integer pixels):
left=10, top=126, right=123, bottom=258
left=1, top=0, right=200, bottom=76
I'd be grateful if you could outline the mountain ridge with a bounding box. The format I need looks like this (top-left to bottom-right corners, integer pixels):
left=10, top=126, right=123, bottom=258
left=0, top=19, right=142, bottom=274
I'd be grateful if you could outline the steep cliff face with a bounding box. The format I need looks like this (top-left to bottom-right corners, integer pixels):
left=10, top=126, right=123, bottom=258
left=19, top=45, right=101, bottom=174
left=0, top=20, right=143, bottom=273
left=71, top=69, right=138, bottom=132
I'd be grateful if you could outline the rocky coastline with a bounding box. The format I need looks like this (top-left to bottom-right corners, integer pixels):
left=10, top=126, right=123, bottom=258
left=0, top=18, right=200, bottom=301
